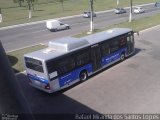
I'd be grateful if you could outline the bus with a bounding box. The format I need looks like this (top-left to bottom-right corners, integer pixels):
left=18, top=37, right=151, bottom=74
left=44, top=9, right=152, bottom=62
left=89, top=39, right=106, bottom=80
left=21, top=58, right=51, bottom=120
left=24, top=28, right=135, bottom=93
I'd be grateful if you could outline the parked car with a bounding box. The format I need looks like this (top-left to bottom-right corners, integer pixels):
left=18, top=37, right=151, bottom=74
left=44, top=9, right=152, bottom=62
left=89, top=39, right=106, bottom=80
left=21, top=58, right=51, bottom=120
left=155, top=2, right=160, bottom=7
left=46, top=20, right=70, bottom=32
left=114, top=8, right=127, bottom=14
left=83, top=11, right=96, bottom=18
left=133, top=7, right=145, bottom=14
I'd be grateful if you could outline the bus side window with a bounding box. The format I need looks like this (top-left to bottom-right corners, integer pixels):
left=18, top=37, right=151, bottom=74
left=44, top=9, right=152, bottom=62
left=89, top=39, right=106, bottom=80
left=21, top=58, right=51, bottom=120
left=46, top=60, right=57, bottom=74
left=119, top=36, right=127, bottom=48
left=76, top=50, right=90, bottom=67
left=110, top=39, right=119, bottom=53
left=101, top=42, right=110, bottom=57
left=57, top=57, right=75, bottom=75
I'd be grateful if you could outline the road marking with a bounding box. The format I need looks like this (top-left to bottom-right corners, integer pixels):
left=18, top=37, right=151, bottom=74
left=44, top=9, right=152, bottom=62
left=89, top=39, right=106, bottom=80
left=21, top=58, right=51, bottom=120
left=0, top=3, right=155, bottom=30
left=140, top=24, right=160, bottom=33
left=7, top=43, right=42, bottom=53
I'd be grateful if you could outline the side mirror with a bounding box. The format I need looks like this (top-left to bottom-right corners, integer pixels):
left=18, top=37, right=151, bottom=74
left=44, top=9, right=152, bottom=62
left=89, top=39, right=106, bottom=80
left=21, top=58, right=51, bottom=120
left=134, top=31, right=139, bottom=36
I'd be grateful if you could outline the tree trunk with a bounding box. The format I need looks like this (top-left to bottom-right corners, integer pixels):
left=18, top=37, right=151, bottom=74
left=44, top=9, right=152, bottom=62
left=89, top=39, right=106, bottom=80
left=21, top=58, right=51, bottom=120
left=19, top=0, right=22, bottom=7
left=28, top=1, right=32, bottom=18
left=0, top=8, right=2, bottom=22
left=61, top=0, right=64, bottom=12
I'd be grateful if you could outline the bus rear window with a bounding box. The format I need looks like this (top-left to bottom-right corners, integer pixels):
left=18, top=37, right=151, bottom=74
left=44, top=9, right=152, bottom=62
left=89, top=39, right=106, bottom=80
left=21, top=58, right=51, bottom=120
left=25, top=57, right=44, bottom=73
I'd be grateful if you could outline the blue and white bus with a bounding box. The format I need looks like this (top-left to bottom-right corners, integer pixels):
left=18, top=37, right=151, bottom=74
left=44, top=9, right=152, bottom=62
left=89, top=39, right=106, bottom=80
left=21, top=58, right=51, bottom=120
left=24, top=28, right=135, bottom=93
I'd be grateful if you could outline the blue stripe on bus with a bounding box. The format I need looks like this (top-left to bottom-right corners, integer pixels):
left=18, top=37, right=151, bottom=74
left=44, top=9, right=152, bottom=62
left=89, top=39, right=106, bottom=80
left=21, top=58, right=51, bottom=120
left=27, top=74, right=49, bottom=84
left=58, top=64, right=92, bottom=87
left=58, top=48, right=126, bottom=87
left=101, top=48, right=126, bottom=66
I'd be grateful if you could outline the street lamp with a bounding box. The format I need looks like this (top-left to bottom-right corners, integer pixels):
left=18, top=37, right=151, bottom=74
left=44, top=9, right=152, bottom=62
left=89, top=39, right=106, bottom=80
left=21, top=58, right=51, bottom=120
left=129, top=0, right=133, bottom=22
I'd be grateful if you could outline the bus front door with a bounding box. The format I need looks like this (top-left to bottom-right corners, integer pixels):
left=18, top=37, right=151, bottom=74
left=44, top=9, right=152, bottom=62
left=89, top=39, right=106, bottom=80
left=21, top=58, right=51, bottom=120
left=127, top=34, right=134, bottom=55
left=91, top=44, right=102, bottom=72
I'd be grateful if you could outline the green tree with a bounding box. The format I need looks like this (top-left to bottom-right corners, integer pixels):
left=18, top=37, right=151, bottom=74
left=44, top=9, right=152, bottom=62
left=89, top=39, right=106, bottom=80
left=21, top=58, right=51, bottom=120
left=13, top=0, right=25, bottom=7
left=25, top=0, right=35, bottom=18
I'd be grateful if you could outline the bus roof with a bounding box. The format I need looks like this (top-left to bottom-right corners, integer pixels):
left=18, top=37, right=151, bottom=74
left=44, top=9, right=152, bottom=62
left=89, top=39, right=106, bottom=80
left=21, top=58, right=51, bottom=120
left=24, top=37, right=89, bottom=61
left=24, top=28, right=132, bottom=61
left=81, top=28, right=132, bottom=44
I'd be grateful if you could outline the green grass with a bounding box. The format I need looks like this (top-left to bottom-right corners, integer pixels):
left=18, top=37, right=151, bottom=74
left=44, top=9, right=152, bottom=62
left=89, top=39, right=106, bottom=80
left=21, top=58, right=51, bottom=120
left=0, top=0, right=156, bottom=27
left=75, top=13, right=160, bottom=38
left=7, top=44, right=47, bottom=73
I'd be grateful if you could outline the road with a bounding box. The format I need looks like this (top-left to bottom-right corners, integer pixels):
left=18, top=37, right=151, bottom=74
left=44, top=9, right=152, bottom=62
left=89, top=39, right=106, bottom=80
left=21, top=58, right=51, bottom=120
left=1, top=3, right=160, bottom=52
left=15, top=24, right=160, bottom=118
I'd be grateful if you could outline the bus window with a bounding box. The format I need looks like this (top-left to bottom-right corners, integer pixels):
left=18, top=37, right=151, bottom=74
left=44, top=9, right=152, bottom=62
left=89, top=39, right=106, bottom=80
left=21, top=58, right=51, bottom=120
left=57, top=57, right=75, bottom=75
left=46, top=59, right=56, bottom=74
left=119, top=36, right=127, bottom=48
left=25, top=57, right=44, bottom=73
left=76, top=50, right=90, bottom=67
left=101, top=42, right=110, bottom=57
left=110, top=39, right=119, bottom=53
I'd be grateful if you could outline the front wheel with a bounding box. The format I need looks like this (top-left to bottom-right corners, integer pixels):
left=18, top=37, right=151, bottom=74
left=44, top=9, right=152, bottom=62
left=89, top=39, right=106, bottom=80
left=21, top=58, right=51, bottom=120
left=79, top=71, right=88, bottom=81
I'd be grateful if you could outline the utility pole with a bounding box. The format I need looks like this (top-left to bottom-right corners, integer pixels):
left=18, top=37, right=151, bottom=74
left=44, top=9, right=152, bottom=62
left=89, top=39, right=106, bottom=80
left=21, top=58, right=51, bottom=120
left=0, top=8, right=2, bottom=23
left=117, top=0, right=119, bottom=6
left=89, top=0, right=94, bottom=33
left=129, top=0, right=133, bottom=22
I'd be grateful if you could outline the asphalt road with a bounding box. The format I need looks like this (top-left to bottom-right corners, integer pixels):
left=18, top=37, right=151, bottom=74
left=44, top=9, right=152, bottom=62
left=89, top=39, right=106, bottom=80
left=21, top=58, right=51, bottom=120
left=1, top=3, right=160, bottom=52
left=15, top=25, right=160, bottom=116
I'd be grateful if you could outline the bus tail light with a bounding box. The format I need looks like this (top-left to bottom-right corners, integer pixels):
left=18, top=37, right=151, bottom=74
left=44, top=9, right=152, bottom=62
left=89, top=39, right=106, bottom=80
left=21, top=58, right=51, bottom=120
left=45, top=84, right=50, bottom=90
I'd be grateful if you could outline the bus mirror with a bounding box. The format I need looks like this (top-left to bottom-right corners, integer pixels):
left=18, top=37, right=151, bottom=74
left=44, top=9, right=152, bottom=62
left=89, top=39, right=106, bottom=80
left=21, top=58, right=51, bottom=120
left=134, top=31, right=139, bottom=36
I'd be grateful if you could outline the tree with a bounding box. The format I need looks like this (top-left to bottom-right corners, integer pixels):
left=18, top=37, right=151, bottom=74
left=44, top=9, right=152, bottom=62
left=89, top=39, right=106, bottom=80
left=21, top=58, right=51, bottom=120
left=26, top=0, right=34, bottom=18
left=56, top=0, right=64, bottom=12
left=60, top=0, right=64, bottom=12
left=13, top=0, right=25, bottom=7
left=0, top=8, right=2, bottom=22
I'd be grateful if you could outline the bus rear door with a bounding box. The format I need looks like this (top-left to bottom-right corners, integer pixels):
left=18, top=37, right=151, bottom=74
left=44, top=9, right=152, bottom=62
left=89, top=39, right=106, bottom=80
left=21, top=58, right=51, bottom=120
left=91, top=44, right=102, bottom=72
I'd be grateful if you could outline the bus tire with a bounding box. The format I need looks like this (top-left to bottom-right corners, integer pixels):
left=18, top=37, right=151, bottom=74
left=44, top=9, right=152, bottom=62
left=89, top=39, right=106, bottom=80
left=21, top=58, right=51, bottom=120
left=79, top=71, right=88, bottom=81
left=120, top=53, right=125, bottom=61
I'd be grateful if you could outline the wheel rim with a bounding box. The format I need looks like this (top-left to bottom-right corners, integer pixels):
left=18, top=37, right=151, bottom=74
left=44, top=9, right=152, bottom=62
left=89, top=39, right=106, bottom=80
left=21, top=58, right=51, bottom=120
left=121, top=54, right=125, bottom=60
left=80, top=72, right=87, bottom=81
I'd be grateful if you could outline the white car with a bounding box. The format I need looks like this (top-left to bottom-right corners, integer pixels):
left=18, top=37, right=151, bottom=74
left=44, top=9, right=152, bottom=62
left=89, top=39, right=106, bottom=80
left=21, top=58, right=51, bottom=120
left=114, top=8, right=127, bottom=14
left=133, top=7, right=145, bottom=14
left=46, top=20, right=70, bottom=32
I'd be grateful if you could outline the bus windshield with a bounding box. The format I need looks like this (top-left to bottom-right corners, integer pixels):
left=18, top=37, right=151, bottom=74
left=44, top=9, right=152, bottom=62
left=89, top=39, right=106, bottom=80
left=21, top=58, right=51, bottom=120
left=25, top=57, right=44, bottom=73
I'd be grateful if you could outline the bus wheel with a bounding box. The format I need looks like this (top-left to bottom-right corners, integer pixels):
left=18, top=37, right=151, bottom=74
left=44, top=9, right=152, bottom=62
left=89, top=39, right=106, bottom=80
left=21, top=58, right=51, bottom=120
left=120, top=53, right=125, bottom=61
left=79, top=71, right=88, bottom=81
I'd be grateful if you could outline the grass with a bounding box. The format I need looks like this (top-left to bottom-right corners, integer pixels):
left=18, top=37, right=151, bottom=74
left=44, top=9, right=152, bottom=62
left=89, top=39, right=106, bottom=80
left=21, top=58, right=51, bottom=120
left=0, top=0, right=156, bottom=27
left=75, top=13, right=160, bottom=38
left=7, top=45, right=47, bottom=73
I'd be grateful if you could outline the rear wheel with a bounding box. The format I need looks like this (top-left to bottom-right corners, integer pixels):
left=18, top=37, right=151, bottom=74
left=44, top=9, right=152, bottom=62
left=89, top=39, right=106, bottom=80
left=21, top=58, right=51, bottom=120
left=79, top=71, right=88, bottom=81
left=120, top=53, right=125, bottom=61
